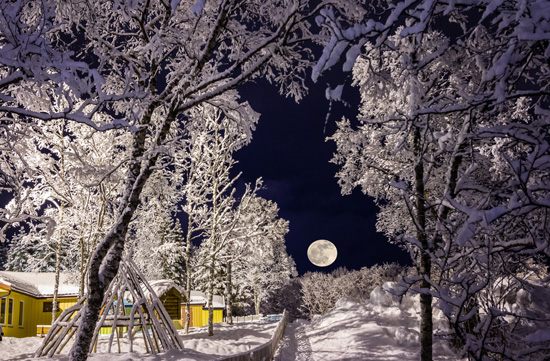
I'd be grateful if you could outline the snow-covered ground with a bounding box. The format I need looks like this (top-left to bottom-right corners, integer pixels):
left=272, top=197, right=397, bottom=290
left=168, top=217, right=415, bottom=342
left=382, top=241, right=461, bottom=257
left=1, top=321, right=277, bottom=361
left=1, top=283, right=462, bottom=361
left=276, top=283, right=462, bottom=361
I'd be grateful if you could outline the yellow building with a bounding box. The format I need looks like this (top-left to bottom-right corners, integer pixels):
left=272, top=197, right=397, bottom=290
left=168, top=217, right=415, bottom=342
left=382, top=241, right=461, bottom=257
left=0, top=274, right=225, bottom=338
left=189, top=291, right=225, bottom=327
left=184, top=290, right=225, bottom=328
left=0, top=271, right=79, bottom=338
left=149, top=281, right=225, bottom=329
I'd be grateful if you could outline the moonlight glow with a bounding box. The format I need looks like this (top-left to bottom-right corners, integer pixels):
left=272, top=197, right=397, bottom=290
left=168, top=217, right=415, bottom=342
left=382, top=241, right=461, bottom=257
left=307, top=239, right=337, bottom=267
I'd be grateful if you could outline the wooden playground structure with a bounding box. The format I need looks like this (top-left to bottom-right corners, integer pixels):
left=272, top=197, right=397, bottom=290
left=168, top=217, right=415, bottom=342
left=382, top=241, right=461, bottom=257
left=35, top=258, right=183, bottom=357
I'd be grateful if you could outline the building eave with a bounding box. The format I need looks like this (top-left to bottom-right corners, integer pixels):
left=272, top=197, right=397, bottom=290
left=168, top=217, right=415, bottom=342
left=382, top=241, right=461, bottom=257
left=6, top=285, right=78, bottom=299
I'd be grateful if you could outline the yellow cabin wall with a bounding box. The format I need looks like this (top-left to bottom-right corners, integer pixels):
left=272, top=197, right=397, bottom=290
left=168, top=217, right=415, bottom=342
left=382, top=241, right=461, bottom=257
left=181, top=304, right=213, bottom=328
left=1, top=291, right=39, bottom=337
left=172, top=319, right=183, bottom=330
left=34, top=297, right=77, bottom=326
left=200, top=308, right=223, bottom=324
left=180, top=304, right=223, bottom=328
left=2, top=285, right=225, bottom=337
left=0, top=288, right=78, bottom=338
left=191, top=304, right=204, bottom=327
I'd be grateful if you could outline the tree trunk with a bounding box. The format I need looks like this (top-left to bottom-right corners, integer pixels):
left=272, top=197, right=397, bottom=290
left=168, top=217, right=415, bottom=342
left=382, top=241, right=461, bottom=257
left=184, top=299, right=191, bottom=334
left=79, top=237, right=86, bottom=300
left=52, top=237, right=62, bottom=324
left=184, top=234, right=192, bottom=334
left=208, top=254, right=215, bottom=337
left=414, top=128, right=432, bottom=361
left=69, top=109, right=169, bottom=361
left=419, top=255, right=433, bottom=361
left=69, top=228, right=127, bottom=361
left=225, top=261, right=232, bottom=325
left=78, top=194, right=106, bottom=299
left=53, top=128, right=66, bottom=324
left=253, top=275, right=261, bottom=316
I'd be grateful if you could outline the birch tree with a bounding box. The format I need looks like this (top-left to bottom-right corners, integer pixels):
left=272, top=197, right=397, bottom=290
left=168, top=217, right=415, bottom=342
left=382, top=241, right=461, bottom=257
left=218, top=183, right=261, bottom=325
left=2, top=114, right=125, bottom=311
left=129, top=169, right=186, bottom=282
left=191, top=105, right=257, bottom=336
left=231, top=196, right=294, bottom=316
left=2, top=116, right=125, bottom=298
left=176, top=123, right=213, bottom=334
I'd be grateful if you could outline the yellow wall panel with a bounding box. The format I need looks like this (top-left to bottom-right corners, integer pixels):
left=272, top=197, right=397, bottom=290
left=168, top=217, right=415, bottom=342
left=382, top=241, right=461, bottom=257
left=199, top=308, right=223, bottom=327
left=1, top=291, right=78, bottom=338
left=181, top=304, right=224, bottom=328
left=1, top=291, right=40, bottom=337
left=172, top=319, right=182, bottom=330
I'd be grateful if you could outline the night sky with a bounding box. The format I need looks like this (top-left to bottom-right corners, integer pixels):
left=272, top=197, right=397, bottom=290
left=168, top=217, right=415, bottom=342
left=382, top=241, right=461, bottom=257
left=0, top=62, right=413, bottom=276
left=234, top=78, right=411, bottom=275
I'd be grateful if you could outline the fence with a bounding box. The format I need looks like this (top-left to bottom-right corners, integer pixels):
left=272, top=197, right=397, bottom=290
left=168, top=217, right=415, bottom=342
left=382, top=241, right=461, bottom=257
left=218, top=310, right=288, bottom=361
left=230, top=314, right=264, bottom=323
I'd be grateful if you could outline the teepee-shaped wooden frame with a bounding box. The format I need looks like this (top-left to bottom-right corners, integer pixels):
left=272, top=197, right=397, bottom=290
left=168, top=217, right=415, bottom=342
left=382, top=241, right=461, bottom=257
left=35, top=257, right=184, bottom=357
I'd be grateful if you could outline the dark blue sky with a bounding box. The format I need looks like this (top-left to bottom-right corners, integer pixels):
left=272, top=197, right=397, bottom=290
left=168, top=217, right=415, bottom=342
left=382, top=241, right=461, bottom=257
left=235, top=79, right=410, bottom=275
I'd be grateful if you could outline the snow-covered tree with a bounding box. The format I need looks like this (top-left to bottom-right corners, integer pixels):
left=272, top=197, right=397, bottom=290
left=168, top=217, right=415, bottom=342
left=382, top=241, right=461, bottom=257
left=189, top=104, right=257, bottom=336
left=3, top=121, right=124, bottom=288
left=300, top=271, right=339, bottom=317
left=228, top=195, right=295, bottom=317
left=263, top=278, right=306, bottom=321
left=218, top=182, right=262, bottom=324
left=129, top=169, right=186, bottom=282
left=329, top=1, right=550, bottom=359
left=176, top=126, right=212, bottom=334
left=300, top=264, right=405, bottom=318
left=1, top=113, right=126, bottom=317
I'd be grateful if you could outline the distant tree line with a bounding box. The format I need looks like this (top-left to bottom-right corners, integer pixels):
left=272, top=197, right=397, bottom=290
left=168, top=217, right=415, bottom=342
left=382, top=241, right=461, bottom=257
left=261, top=263, right=407, bottom=321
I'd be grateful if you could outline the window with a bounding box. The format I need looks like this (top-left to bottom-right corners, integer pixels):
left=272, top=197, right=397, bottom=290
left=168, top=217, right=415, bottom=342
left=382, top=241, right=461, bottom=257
left=18, top=301, right=24, bottom=327
left=7, top=298, right=13, bottom=326
left=43, top=301, right=58, bottom=313
left=0, top=298, right=5, bottom=324
left=43, top=301, right=52, bottom=312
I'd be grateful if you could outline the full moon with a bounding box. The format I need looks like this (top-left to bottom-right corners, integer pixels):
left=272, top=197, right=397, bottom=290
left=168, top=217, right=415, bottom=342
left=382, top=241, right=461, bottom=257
left=307, top=239, right=338, bottom=267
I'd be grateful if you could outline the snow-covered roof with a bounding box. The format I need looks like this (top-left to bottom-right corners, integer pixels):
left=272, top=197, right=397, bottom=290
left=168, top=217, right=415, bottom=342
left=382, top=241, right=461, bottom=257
left=0, top=271, right=79, bottom=298
left=148, top=279, right=185, bottom=299
left=141, top=280, right=223, bottom=307
left=145, top=281, right=224, bottom=307
left=188, top=290, right=225, bottom=308
left=0, top=271, right=224, bottom=307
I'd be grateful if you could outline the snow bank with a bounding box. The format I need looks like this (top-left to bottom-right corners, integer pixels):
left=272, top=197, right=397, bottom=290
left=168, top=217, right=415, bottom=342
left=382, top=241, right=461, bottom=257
left=276, top=281, right=463, bottom=361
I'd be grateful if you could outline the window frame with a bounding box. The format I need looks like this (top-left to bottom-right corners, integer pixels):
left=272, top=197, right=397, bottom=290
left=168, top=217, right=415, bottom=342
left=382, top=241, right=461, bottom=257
left=42, top=301, right=59, bottom=313
left=7, top=297, right=14, bottom=326
left=43, top=301, right=52, bottom=312
left=18, top=300, right=24, bottom=328
left=0, top=297, right=5, bottom=325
